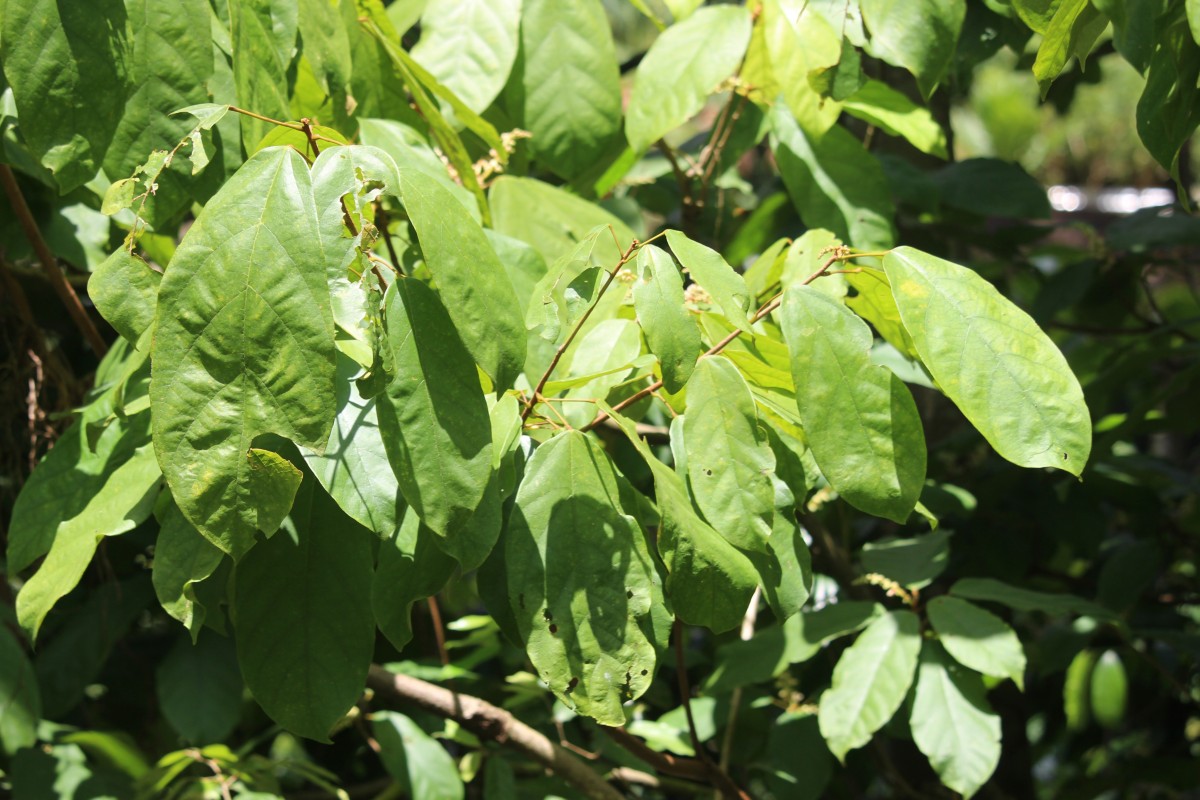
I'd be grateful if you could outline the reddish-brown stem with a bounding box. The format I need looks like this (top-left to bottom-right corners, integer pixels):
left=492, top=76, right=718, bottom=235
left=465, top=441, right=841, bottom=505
left=0, top=164, right=108, bottom=357
left=427, top=595, right=450, bottom=668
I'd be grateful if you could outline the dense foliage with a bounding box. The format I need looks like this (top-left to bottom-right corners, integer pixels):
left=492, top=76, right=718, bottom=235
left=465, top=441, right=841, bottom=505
left=1, top=1, right=1198, bottom=798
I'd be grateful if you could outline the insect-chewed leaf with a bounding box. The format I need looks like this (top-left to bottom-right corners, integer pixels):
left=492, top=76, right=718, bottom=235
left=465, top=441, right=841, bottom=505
left=883, top=247, right=1091, bottom=475
left=780, top=285, right=926, bottom=522
left=505, top=431, right=659, bottom=724
left=151, top=147, right=337, bottom=560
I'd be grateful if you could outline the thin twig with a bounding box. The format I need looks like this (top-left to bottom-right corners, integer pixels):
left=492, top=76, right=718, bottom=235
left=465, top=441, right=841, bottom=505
left=716, top=588, right=760, bottom=795
left=0, top=165, right=108, bottom=356
left=427, top=595, right=450, bottom=668
left=365, top=665, right=623, bottom=800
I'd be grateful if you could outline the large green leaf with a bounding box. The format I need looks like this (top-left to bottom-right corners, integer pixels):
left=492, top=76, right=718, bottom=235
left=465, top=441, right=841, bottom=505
left=303, top=355, right=404, bottom=537
left=860, top=529, right=950, bottom=589
left=909, top=643, right=1001, bottom=798
left=1136, top=22, right=1200, bottom=186
left=666, top=231, right=754, bottom=330
left=372, top=509, right=458, bottom=652
left=883, top=247, right=1092, bottom=474
left=229, top=0, right=295, bottom=150
left=151, top=147, right=337, bottom=559
left=411, top=0, right=520, bottom=113
left=376, top=279, right=495, bottom=547
left=489, top=176, right=635, bottom=266
left=152, top=500, right=225, bottom=639
left=927, top=596, right=1027, bottom=690
left=232, top=474, right=375, bottom=741
left=1031, top=0, right=1108, bottom=97
left=859, top=0, right=965, bottom=99
left=374, top=712, right=465, bottom=800
left=845, top=267, right=920, bottom=361
left=683, top=357, right=774, bottom=553
left=949, top=577, right=1117, bottom=621
left=604, top=406, right=759, bottom=633
left=633, top=245, right=701, bottom=394
left=625, top=5, right=753, bottom=152
left=89, top=251, right=161, bottom=347
left=842, top=79, right=948, bottom=158
left=0, top=628, right=40, bottom=756
left=155, top=632, right=243, bottom=745
left=817, top=610, right=922, bottom=761
left=761, top=0, right=843, bottom=133
left=357, top=118, right=479, bottom=220
left=399, top=169, right=526, bottom=389
left=0, top=0, right=127, bottom=190
left=505, top=432, right=659, bottom=724
left=512, top=0, right=623, bottom=179
left=780, top=285, right=926, bottom=522
left=770, top=106, right=896, bottom=251
left=17, top=444, right=161, bottom=641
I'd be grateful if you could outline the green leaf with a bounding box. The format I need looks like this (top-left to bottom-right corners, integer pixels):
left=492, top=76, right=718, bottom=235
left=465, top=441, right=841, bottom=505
left=632, top=245, right=701, bottom=394
left=843, top=80, right=948, bottom=158
left=233, top=473, right=375, bottom=741
left=374, top=711, right=465, bottom=800
left=950, top=578, right=1118, bottom=621
left=780, top=285, right=926, bottom=522
left=303, top=355, right=404, bottom=537
left=883, top=247, right=1092, bottom=474
left=155, top=631, right=243, bottom=744
left=761, top=0, right=843, bottom=133
left=625, top=5, right=753, bottom=152
left=229, top=0, right=296, bottom=150
left=1090, top=649, right=1127, bottom=729
left=860, top=0, right=965, bottom=99
left=399, top=169, right=527, bottom=388
left=1063, top=648, right=1096, bottom=731
left=372, top=509, right=458, bottom=652
left=683, top=357, right=774, bottom=553
left=817, top=610, right=922, bottom=761
left=787, top=601, right=886, bottom=664
left=1136, top=23, right=1200, bottom=189
left=90, top=251, right=161, bottom=346
left=1190, top=0, right=1200, bottom=44
left=933, top=158, right=1052, bottom=219
left=490, top=176, right=636, bottom=267
left=0, top=0, right=127, bottom=191
left=909, top=642, right=1001, bottom=798
left=667, top=230, right=754, bottom=330
left=17, top=443, right=161, bottom=641
left=245, top=448, right=303, bottom=536
left=0, top=627, right=40, bottom=756
left=376, top=279, right=495, bottom=549
left=152, top=500, right=225, bottom=638
left=1032, top=0, right=1108, bottom=97
left=151, top=147, right=337, bottom=559
left=861, top=529, right=950, bottom=589
left=358, top=118, right=480, bottom=220
left=770, top=106, right=896, bottom=251
left=603, top=405, right=759, bottom=633
left=752, top=477, right=813, bottom=619
left=512, top=0, right=623, bottom=179
left=505, top=432, right=659, bottom=724
left=411, top=0, right=520, bottom=113
left=845, top=267, right=920, bottom=361
left=927, top=596, right=1027, bottom=690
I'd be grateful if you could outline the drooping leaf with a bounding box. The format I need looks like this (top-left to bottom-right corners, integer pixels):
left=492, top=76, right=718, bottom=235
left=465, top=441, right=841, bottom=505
left=303, top=355, right=404, bottom=537
left=927, top=596, right=1027, bottom=690
left=155, top=631, right=243, bottom=744
left=0, top=0, right=128, bottom=191
left=910, top=642, right=1001, bottom=798
left=770, top=106, right=896, bottom=251
left=372, top=509, right=458, bottom=652
left=667, top=231, right=754, bottom=330
left=933, top=158, right=1052, bottom=219
left=817, top=610, right=922, bottom=761
left=603, top=405, right=759, bottom=633
left=399, top=169, right=527, bottom=389
left=1031, top=0, right=1108, bottom=97
left=842, top=79, right=948, bottom=158
left=233, top=474, right=375, bottom=742
left=860, top=529, right=951, bottom=589
left=374, top=712, right=465, bottom=800
left=512, top=0, right=623, bottom=179
left=0, top=627, right=40, bottom=756
left=761, top=0, right=843, bottom=133
left=845, top=267, right=921, bottom=361
left=633, top=245, right=701, bottom=394
left=859, top=0, right=966, bottom=99
left=883, top=247, right=1092, bottom=474
left=89, top=251, right=161, bottom=347
left=752, top=476, right=813, bottom=619
left=376, top=279, right=495, bottom=548
left=1136, top=23, right=1200, bottom=189
left=505, top=432, right=659, bottom=724
left=17, top=444, right=161, bottom=641
left=151, top=147, right=337, bottom=559
left=780, top=285, right=926, bottom=522
left=949, top=577, right=1118, bottom=621
left=152, top=500, right=225, bottom=639
left=229, top=0, right=296, bottom=150
left=625, top=5, right=753, bottom=152
left=683, top=357, right=774, bottom=553
left=411, top=0, right=520, bottom=113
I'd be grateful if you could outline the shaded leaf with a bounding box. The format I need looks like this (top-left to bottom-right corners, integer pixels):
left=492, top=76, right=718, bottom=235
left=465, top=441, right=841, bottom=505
left=372, top=509, right=458, bottom=652
left=152, top=500, right=225, bottom=638
left=861, top=529, right=950, bottom=589
left=490, top=176, right=635, bottom=267
left=928, top=596, right=1026, bottom=689
left=155, top=631, right=243, bottom=744
left=633, top=244, right=700, bottom=394
left=843, top=80, right=948, bottom=158
left=374, top=711, right=465, bottom=800
left=860, top=0, right=965, bottom=99
left=0, top=627, right=40, bottom=755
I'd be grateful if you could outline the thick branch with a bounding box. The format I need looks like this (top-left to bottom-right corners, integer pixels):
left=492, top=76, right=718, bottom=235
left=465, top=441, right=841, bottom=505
left=365, top=665, right=623, bottom=800
left=0, top=164, right=108, bottom=356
